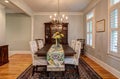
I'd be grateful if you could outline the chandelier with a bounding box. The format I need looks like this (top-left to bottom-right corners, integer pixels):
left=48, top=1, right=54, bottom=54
left=49, top=0, right=68, bottom=24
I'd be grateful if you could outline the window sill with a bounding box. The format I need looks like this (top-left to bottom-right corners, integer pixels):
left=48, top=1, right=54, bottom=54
left=107, top=53, right=120, bottom=61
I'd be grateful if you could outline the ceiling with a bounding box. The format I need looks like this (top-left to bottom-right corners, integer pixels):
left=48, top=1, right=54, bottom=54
left=0, top=0, right=24, bottom=13
left=0, top=0, right=92, bottom=13
left=22, top=0, right=92, bottom=12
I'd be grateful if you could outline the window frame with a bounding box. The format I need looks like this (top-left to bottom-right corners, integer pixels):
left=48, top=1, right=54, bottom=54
left=108, top=0, right=120, bottom=58
left=110, top=0, right=120, bottom=6
left=86, top=10, right=95, bottom=48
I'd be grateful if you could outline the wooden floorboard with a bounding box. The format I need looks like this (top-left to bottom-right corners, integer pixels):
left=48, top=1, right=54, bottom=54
left=82, top=56, right=117, bottom=79
left=0, top=54, right=118, bottom=79
left=0, top=54, right=32, bottom=79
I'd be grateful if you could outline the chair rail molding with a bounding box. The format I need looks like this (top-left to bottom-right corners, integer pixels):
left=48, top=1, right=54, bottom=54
left=85, top=52, right=120, bottom=78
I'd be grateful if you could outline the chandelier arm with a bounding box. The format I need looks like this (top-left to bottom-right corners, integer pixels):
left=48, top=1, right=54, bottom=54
left=49, top=0, right=68, bottom=24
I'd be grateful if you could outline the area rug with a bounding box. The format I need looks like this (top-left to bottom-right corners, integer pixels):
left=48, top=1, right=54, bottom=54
left=17, top=58, right=102, bottom=79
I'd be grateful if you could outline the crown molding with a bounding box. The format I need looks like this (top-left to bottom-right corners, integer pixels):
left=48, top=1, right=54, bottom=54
left=9, top=0, right=33, bottom=16
left=34, top=12, right=83, bottom=15
left=83, top=0, right=101, bottom=14
left=0, top=4, right=5, bottom=8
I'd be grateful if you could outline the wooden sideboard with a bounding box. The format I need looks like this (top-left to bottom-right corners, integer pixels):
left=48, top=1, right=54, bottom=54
left=0, top=45, right=9, bottom=66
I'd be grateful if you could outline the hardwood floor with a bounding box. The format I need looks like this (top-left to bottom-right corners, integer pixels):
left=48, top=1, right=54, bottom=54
left=0, top=54, right=117, bottom=79
left=0, top=54, right=32, bottom=79
left=82, top=56, right=117, bottom=79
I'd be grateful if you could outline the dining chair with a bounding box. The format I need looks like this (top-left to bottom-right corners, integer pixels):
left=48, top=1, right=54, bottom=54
left=70, top=39, right=77, bottom=50
left=35, top=39, right=44, bottom=50
left=74, top=41, right=81, bottom=65
left=65, top=41, right=81, bottom=66
left=29, top=41, right=47, bottom=75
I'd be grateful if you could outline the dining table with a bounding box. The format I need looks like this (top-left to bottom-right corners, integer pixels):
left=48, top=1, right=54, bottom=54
left=35, top=44, right=76, bottom=71
left=35, top=44, right=76, bottom=56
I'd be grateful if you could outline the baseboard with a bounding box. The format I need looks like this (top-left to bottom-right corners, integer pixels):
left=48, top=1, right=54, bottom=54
left=9, top=51, right=31, bottom=57
left=85, top=52, right=120, bottom=78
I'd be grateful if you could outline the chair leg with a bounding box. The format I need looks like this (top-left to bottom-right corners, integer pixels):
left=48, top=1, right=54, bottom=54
left=62, top=71, right=65, bottom=77
left=47, top=71, right=50, bottom=77
left=74, top=65, right=78, bottom=69
left=74, top=65, right=76, bottom=69
left=36, top=65, right=38, bottom=72
left=32, top=66, right=35, bottom=76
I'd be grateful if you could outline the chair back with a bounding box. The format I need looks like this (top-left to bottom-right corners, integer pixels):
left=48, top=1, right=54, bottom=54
left=70, top=40, right=76, bottom=50
left=36, top=39, right=44, bottom=50
left=74, top=41, right=81, bottom=59
left=29, top=41, right=38, bottom=65
left=29, top=41, right=38, bottom=53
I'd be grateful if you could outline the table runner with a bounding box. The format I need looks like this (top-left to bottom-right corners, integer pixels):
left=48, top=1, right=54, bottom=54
left=47, top=44, right=65, bottom=71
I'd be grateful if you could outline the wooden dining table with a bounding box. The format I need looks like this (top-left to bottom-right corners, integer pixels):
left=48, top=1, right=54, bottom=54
left=35, top=44, right=76, bottom=71
left=35, top=44, right=76, bottom=56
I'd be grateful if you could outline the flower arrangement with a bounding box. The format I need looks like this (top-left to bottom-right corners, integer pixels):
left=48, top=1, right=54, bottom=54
left=52, top=32, right=64, bottom=46
left=52, top=32, right=64, bottom=39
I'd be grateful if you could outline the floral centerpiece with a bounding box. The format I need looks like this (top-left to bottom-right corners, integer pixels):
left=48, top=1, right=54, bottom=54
left=52, top=32, right=64, bottom=47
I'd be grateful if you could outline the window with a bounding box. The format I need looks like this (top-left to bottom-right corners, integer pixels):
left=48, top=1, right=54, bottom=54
left=86, top=11, right=95, bottom=47
left=110, top=9, right=118, bottom=52
left=109, top=0, right=120, bottom=57
left=110, top=0, right=120, bottom=5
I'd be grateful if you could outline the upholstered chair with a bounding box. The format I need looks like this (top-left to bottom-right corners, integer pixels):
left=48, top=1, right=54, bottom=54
left=35, top=39, right=44, bottom=50
left=65, top=41, right=81, bottom=66
left=29, top=41, right=47, bottom=75
left=74, top=41, right=81, bottom=65
left=70, top=40, right=77, bottom=50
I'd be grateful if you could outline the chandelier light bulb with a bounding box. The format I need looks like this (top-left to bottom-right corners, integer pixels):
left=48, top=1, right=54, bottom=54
left=50, top=16, right=52, bottom=19
left=61, top=18, right=63, bottom=21
left=62, top=14, right=65, bottom=18
left=66, top=16, right=68, bottom=20
left=5, top=0, right=9, bottom=3
left=53, top=18, right=56, bottom=21
left=54, top=13, right=57, bottom=17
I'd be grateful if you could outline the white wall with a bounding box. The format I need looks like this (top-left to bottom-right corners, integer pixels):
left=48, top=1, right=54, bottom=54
left=0, top=4, right=6, bottom=45
left=84, top=0, right=120, bottom=78
left=6, top=13, right=31, bottom=51
left=33, top=14, right=84, bottom=44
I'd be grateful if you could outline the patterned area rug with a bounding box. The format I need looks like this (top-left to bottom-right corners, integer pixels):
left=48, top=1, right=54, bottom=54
left=17, top=58, right=102, bottom=79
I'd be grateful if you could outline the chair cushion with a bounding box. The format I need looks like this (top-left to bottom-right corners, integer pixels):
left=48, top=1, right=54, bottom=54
left=33, top=57, right=47, bottom=66
left=64, top=56, right=75, bottom=65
